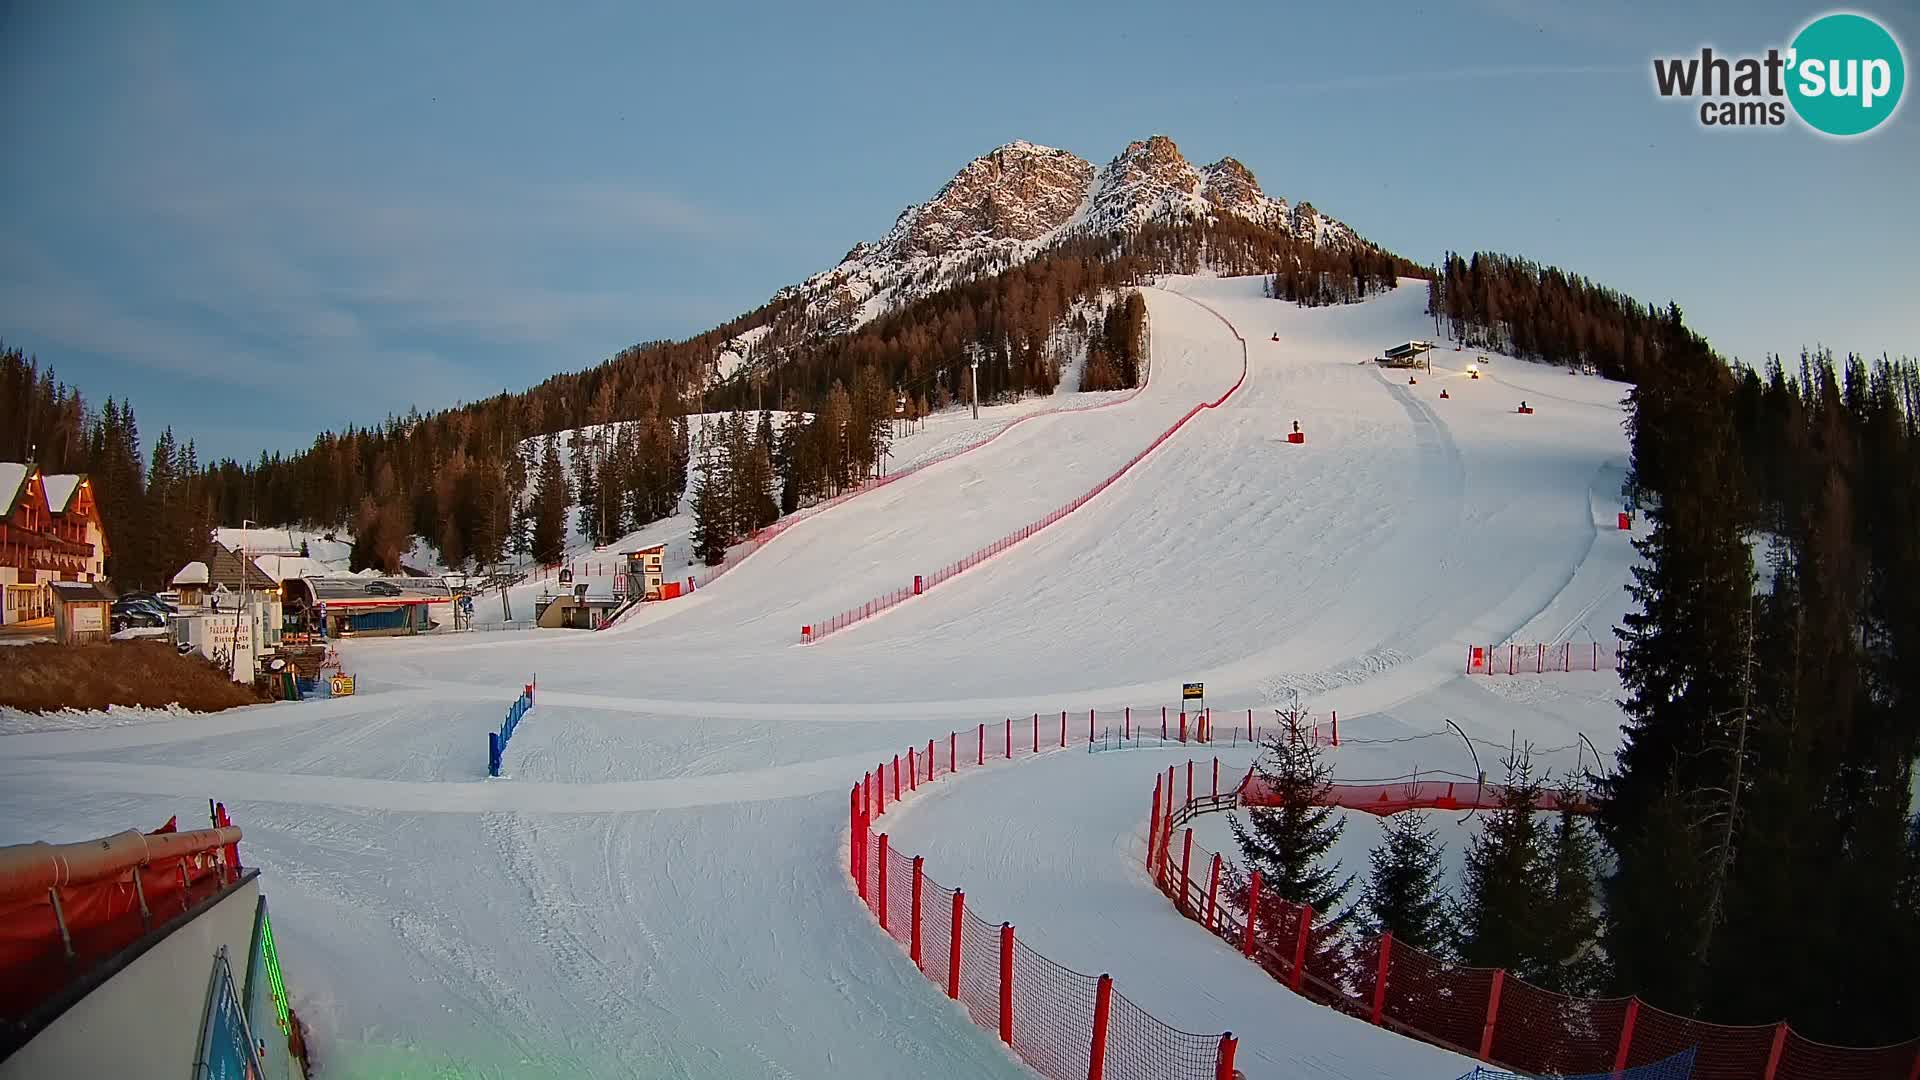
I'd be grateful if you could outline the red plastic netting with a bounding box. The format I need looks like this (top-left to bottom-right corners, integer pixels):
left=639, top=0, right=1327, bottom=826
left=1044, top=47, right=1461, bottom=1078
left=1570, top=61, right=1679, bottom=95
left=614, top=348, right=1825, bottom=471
left=918, top=874, right=956, bottom=993
left=1379, top=942, right=1497, bottom=1057
left=881, top=845, right=914, bottom=949
left=1104, top=983, right=1223, bottom=1080
left=1776, top=1031, right=1920, bottom=1080
left=1629, top=1001, right=1777, bottom=1080
left=1488, top=979, right=1631, bottom=1076
left=1008, top=939, right=1098, bottom=1080
left=956, top=908, right=1002, bottom=1035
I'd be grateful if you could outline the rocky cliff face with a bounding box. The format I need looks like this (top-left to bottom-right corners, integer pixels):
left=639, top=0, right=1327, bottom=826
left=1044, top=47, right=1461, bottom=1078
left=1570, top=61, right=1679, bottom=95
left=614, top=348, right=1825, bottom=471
left=775, top=135, right=1365, bottom=333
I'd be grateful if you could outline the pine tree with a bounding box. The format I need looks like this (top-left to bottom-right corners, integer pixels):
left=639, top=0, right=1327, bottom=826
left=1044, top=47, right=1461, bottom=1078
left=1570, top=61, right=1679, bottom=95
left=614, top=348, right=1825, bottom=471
left=1360, top=811, right=1451, bottom=954
left=1229, top=713, right=1354, bottom=919
left=530, top=435, right=570, bottom=565
left=1455, top=751, right=1551, bottom=978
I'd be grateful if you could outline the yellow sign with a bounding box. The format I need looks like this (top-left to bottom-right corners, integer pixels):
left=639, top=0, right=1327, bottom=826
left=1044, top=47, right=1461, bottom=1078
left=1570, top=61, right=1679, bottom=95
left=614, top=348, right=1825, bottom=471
left=1182, top=682, right=1204, bottom=700
left=330, top=674, right=356, bottom=697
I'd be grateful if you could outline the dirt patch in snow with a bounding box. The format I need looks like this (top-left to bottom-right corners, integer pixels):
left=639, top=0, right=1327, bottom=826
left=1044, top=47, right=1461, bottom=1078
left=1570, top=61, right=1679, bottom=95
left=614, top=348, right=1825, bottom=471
left=0, top=640, right=267, bottom=714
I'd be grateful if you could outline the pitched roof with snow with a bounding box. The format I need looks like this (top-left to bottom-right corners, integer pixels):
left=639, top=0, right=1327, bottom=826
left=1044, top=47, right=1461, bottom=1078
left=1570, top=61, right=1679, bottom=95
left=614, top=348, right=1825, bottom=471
left=0, top=463, right=26, bottom=517
left=40, top=474, right=83, bottom=512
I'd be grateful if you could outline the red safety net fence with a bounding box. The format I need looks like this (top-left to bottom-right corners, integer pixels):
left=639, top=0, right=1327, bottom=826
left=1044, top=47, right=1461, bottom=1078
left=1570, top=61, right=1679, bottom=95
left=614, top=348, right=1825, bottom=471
left=1146, top=782, right=1920, bottom=1080
left=1468, top=641, right=1624, bottom=675
left=803, top=299, right=1248, bottom=646
left=846, top=720, right=1239, bottom=1080
left=0, top=803, right=248, bottom=1029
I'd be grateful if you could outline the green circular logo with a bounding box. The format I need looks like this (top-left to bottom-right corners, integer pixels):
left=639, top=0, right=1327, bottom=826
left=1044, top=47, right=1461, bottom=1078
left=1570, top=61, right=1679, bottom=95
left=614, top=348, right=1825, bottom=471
left=1787, top=12, right=1905, bottom=136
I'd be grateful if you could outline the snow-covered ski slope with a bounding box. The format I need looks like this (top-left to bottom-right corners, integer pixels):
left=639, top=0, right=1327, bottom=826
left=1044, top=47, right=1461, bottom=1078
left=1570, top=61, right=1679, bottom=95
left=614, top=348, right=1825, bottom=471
left=0, top=276, right=1638, bottom=1079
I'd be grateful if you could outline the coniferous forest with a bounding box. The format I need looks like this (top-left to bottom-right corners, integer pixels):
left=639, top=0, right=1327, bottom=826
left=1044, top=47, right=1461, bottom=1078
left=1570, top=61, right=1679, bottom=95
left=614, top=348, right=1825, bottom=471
left=3, top=215, right=1405, bottom=584
left=1232, top=275, right=1920, bottom=1048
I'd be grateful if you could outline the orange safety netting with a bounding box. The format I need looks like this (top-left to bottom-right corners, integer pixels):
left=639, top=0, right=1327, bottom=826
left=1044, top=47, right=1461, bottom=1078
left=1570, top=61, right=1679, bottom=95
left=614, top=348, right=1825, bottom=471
left=1154, top=792, right=1920, bottom=1080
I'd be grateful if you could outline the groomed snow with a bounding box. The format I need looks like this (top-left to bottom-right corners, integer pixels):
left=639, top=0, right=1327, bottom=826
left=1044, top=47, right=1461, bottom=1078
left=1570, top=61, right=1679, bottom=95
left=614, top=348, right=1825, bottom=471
left=0, top=275, right=1637, bottom=1078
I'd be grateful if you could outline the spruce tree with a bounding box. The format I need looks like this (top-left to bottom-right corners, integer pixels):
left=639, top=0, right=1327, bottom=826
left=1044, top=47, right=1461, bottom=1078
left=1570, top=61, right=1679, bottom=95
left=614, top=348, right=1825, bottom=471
left=1455, top=751, right=1551, bottom=978
left=688, top=444, right=730, bottom=566
left=1229, top=714, right=1354, bottom=925
left=530, top=435, right=570, bottom=566
left=1360, top=811, right=1451, bottom=954
left=1536, top=798, right=1604, bottom=994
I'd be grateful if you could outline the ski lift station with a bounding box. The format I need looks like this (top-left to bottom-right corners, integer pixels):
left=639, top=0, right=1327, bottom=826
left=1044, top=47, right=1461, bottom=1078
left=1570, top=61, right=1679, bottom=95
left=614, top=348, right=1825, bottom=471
left=1377, top=340, right=1434, bottom=368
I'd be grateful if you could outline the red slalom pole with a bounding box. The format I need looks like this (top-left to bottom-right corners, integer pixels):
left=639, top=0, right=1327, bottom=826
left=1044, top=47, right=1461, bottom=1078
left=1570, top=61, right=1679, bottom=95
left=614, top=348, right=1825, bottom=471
left=927, top=738, right=934, bottom=780
left=950, top=732, right=957, bottom=775
left=978, top=723, right=985, bottom=765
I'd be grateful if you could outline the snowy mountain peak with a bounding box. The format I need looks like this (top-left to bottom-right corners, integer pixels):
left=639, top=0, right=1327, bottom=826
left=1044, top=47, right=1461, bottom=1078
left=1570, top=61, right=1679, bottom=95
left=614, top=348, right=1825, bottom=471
left=774, top=135, right=1367, bottom=332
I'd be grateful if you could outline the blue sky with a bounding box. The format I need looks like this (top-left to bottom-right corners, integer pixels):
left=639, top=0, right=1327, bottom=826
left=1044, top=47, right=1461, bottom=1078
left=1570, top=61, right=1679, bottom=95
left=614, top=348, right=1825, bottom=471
left=2, top=0, right=1914, bottom=460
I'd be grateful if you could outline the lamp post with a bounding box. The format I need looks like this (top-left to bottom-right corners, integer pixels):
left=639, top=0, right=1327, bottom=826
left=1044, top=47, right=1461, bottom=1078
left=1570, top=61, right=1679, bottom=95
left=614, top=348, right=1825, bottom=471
left=240, top=519, right=256, bottom=679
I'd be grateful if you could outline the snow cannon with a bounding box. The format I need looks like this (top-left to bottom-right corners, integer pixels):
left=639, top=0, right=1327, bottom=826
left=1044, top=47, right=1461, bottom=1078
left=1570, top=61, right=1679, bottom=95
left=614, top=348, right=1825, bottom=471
left=1287, top=420, right=1305, bottom=445
left=1517, top=401, right=1534, bottom=415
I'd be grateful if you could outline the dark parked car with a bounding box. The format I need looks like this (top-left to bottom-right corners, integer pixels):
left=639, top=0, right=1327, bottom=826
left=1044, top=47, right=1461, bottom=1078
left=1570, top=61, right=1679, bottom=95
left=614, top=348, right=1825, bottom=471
left=110, top=601, right=168, bottom=633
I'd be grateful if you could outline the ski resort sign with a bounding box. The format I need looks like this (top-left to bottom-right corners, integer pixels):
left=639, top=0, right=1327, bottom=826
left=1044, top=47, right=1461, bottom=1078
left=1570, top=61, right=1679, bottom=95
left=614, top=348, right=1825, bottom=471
left=1651, top=11, right=1904, bottom=136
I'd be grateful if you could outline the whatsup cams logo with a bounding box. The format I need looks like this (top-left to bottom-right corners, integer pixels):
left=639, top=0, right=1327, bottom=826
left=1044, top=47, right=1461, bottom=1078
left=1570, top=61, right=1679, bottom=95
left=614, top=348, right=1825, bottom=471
left=1652, top=11, right=1905, bottom=136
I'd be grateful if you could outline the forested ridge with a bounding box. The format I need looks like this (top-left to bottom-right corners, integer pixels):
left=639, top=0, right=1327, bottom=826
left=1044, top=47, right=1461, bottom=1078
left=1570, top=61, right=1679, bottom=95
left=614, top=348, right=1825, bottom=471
left=3, top=215, right=1415, bottom=581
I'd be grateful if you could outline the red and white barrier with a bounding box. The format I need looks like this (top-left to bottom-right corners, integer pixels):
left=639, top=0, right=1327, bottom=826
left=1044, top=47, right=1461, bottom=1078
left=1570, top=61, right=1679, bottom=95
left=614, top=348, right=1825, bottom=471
left=1467, top=641, right=1623, bottom=675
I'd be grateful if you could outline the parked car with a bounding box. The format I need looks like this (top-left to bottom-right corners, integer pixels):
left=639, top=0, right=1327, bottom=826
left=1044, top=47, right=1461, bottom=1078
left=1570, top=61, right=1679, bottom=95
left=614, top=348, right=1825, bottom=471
left=110, top=601, right=168, bottom=633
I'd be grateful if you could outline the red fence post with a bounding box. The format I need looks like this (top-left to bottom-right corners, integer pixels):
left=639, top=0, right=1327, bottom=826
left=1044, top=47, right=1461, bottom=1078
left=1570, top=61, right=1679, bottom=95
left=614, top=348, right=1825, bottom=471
left=1762, top=1023, right=1788, bottom=1080
left=911, top=856, right=924, bottom=969
left=1033, top=713, right=1039, bottom=753
left=877, top=834, right=890, bottom=930
left=1179, top=829, right=1195, bottom=913
left=1162, top=706, right=1168, bottom=740
left=1479, top=969, right=1505, bottom=1060
left=908, top=747, right=917, bottom=790
left=851, top=784, right=864, bottom=895
left=1060, top=710, right=1066, bottom=748
left=1147, top=776, right=1162, bottom=870
left=948, top=890, right=965, bottom=1000
left=1332, top=710, right=1339, bottom=747
left=1611, top=998, right=1640, bottom=1079
left=949, top=733, right=956, bottom=775
left=877, top=763, right=887, bottom=815
left=1005, top=717, right=1012, bottom=759
left=999, top=923, right=1015, bottom=1045
left=1088, top=974, right=1113, bottom=1080
left=893, top=754, right=901, bottom=802
left=1242, top=872, right=1262, bottom=957
left=1088, top=708, right=1094, bottom=744
left=1370, top=932, right=1393, bottom=1026
left=1186, top=759, right=1194, bottom=808
left=1180, top=709, right=1188, bottom=743
left=1204, top=852, right=1223, bottom=929
left=1216, top=1033, right=1238, bottom=1080
left=1290, top=903, right=1313, bottom=991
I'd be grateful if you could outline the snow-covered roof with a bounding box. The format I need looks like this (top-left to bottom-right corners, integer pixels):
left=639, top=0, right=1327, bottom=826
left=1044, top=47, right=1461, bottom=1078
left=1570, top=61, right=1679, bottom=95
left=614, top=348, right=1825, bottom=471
left=252, top=555, right=337, bottom=583
left=213, top=527, right=302, bottom=554
left=0, top=463, right=26, bottom=517
left=40, top=474, right=82, bottom=512
left=172, top=561, right=210, bottom=586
